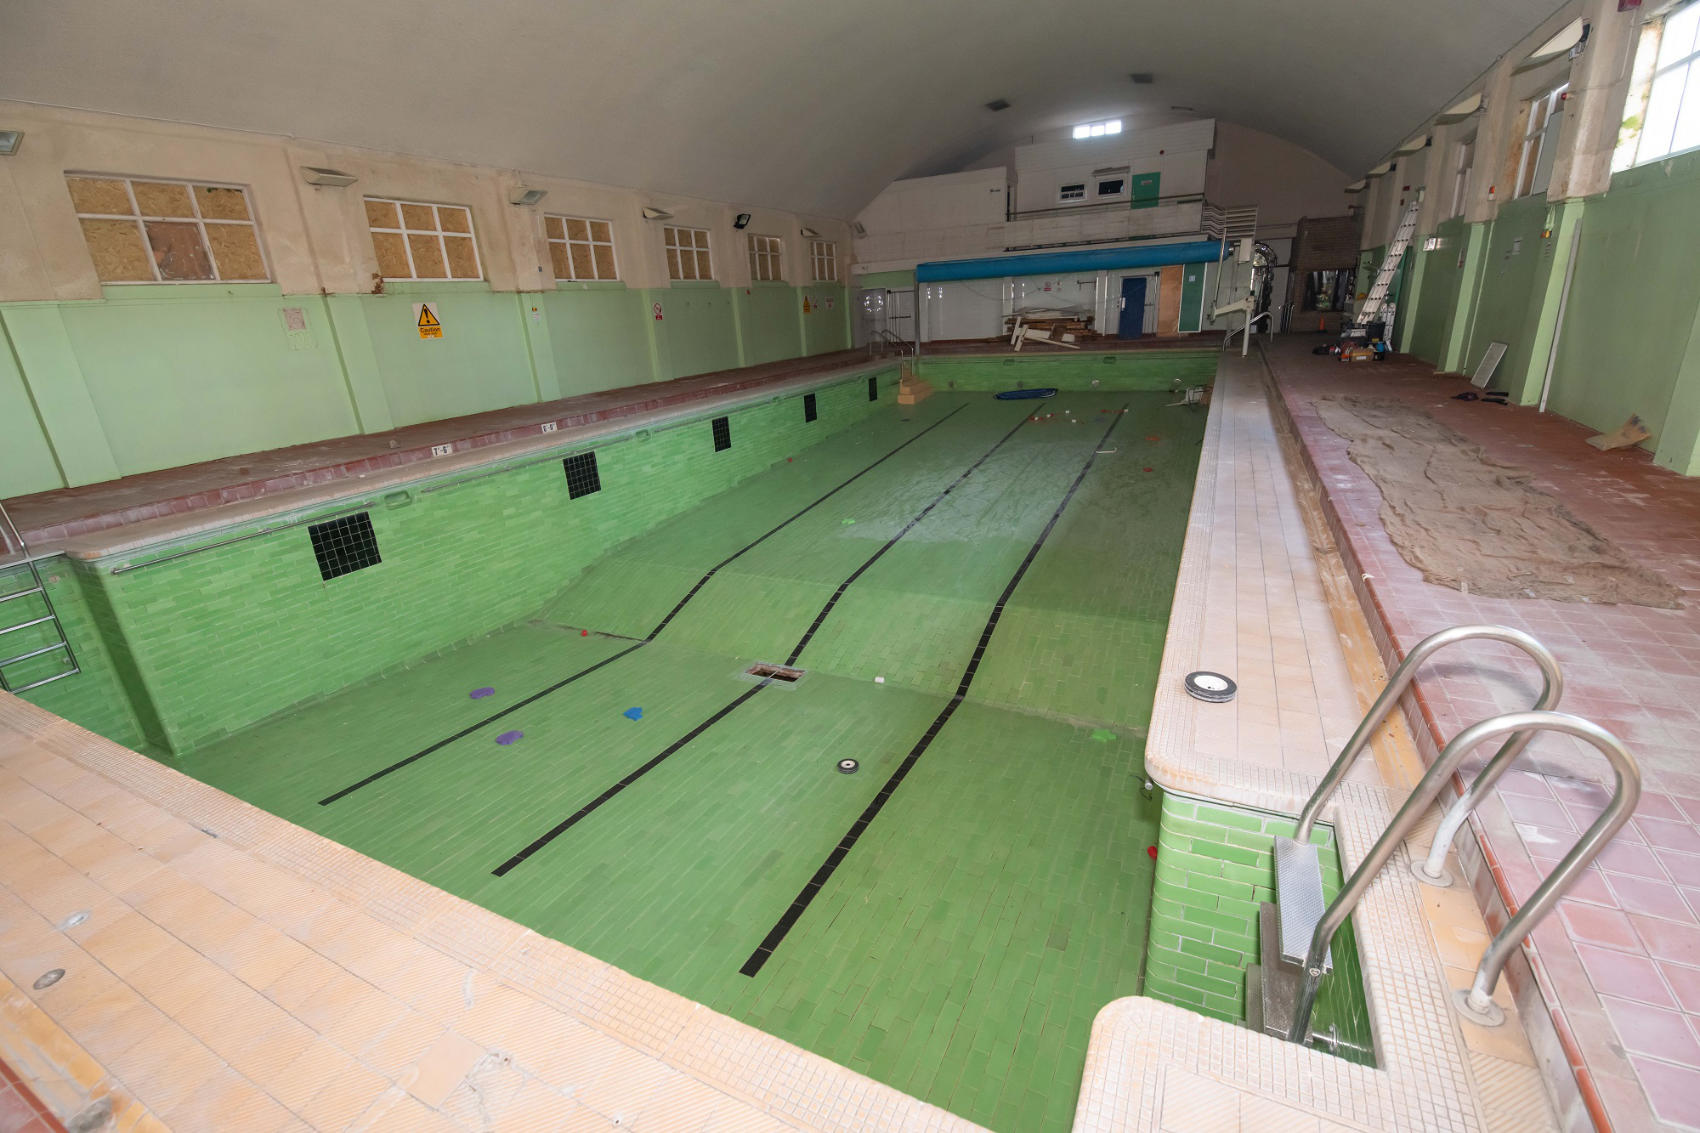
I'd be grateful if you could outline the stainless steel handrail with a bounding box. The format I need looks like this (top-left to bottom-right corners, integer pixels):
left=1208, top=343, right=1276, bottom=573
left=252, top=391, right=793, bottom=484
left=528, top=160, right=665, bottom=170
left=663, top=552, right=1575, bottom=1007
left=1289, top=710, right=1640, bottom=1039
left=1292, top=625, right=1562, bottom=844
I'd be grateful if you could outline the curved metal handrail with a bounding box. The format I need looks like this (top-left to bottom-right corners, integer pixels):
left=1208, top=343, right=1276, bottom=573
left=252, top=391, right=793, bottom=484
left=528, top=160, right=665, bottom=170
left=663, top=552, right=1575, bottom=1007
left=1289, top=710, right=1640, bottom=1040
left=1292, top=625, right=1562, bottom=845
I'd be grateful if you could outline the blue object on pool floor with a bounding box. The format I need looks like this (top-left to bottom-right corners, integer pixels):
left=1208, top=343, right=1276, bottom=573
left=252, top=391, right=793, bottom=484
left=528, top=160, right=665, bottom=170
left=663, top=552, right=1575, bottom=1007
left=470, top=687, right=495, bottom=699
left=994, top=388, right=1059, bottom=400
left=623, top=707, right=643, bottom=721
left=495, top=730, right=523, bottom=745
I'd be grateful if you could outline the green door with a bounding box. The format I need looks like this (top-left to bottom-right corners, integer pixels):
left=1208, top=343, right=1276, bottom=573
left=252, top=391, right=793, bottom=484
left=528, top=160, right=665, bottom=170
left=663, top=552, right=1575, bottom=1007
left=1130, top=172, right=1161, bottom=209
left=1178, top=263, right=1205, bottom=332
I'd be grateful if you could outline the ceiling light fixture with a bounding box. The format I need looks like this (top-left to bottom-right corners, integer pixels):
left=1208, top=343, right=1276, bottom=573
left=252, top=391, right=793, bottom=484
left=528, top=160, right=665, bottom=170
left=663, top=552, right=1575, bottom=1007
left=1129, top=73, right=1155, bottom=84
left=985, top=98, right=1011, bottom=112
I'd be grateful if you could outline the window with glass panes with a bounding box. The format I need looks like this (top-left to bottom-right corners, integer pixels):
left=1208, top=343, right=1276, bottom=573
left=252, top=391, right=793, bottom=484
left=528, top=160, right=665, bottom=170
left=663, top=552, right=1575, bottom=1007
left=546, top=216, right=618, bottom=281
left=66, top=175, right=269, bottom=283
left=1615, top=1, right=1700, bottom=169
left=364, top=198, right=482, bottom=281
left=664, top=225, right=713, bottom=280
left=748, top=234, right=783, bottom=281
left=809, top=240, right=838, bottom=282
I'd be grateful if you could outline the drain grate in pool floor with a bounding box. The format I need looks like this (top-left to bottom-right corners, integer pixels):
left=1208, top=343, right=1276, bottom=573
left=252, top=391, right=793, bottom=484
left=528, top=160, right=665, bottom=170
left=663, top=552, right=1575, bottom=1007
left=745, top=662, right=805, bottom=683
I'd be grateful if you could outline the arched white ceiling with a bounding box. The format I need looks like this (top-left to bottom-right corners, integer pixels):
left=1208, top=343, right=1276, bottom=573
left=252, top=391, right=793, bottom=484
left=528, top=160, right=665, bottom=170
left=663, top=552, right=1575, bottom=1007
left=0, top=0, right=1568, bottom=219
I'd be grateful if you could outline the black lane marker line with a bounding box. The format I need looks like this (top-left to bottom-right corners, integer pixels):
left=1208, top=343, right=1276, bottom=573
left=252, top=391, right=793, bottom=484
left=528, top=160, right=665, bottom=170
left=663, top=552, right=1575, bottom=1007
left=318, top=404, right=965, bottom=807
left=488, top=403, right=1039, bottom=876
left=738, top=403, right=1130, bottom=977
left=648, top=403, right=967, bottom=639
left=491, top=682, right=770, bottom=876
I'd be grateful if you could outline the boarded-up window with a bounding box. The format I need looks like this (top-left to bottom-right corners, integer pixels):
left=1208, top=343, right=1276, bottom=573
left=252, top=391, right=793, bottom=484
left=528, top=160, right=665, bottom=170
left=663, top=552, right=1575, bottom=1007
left=809, top=240, right=838, bottom=282
left=545, top=215, right=618, bottom=281
left=66, top=174, right=268, bottom=283
left=747, top=234, right=783, bottom=282
left=364, top=197, right=482, bottom=281
left=663, top=225, right=713, bottom=281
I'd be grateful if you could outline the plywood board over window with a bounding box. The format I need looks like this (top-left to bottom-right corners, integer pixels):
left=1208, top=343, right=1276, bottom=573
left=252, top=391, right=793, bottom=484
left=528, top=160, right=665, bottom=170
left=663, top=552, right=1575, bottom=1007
left=546, top=215, right=618, bottom=281
left=364, top=197, right=482, bottom=281
left=664, top=226, right=713, bottom=281
left=66, top=174, right=269, bottom=283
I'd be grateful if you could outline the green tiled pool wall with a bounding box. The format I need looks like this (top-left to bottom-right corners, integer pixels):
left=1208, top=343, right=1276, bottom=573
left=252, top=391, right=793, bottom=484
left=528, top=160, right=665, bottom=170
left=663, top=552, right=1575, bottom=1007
left=1145, top=792, right=1376, bottom=1066
left=0, top=560, right=146, bottom=749
left=27, top=368, right=898, bottom=754
left=917, top=350, right=1217, bottom=392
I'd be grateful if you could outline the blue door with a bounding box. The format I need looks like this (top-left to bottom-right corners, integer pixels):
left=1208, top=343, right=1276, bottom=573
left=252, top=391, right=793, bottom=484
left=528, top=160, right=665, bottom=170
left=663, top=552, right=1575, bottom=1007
left=1118, top=276, right=1147, bottom=338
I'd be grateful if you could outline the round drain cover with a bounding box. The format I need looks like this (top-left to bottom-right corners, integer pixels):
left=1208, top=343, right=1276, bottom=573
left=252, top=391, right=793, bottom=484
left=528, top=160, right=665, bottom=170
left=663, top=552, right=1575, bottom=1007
left=1184, top=671, right=1237, bottom=703
left=837, top=758, right=859, bottom=774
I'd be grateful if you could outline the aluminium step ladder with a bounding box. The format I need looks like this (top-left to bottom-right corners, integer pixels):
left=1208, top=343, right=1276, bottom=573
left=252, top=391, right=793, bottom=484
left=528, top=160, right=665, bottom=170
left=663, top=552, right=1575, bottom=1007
left=1250, top=624, right=1642, bottom=1044
left=0, top=501, right=80, bottom=695
left=1344, top=200, right=1420, bottom=341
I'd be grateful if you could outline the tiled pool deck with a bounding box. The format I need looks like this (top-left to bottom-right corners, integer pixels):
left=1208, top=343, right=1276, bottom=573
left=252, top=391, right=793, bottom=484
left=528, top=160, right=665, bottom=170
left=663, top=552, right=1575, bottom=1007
left=0, top=342, right=1574, bottom=1130
left=1265, top=337, right=1700, bottom=1132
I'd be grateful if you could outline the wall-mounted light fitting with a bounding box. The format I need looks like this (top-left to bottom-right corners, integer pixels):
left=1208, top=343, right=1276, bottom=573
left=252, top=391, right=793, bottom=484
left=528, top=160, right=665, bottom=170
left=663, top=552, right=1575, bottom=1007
left=799, top=226, right=820, bottom=238
left=0, top=131, right=23, bottom=156
left=508, top=186, right=547, bottom=206
left=300, top=165, right=356, bottom=187
left=641, top=206, right=674, bottom=220
left=733, top=212, right=752, bottom=229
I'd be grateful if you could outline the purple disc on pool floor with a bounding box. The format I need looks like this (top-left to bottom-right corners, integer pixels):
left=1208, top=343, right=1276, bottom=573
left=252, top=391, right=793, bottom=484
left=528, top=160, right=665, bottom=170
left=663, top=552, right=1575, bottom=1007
left=495, top=730, right=523, bottom=745
left=470, top=687, right=495, bottom=699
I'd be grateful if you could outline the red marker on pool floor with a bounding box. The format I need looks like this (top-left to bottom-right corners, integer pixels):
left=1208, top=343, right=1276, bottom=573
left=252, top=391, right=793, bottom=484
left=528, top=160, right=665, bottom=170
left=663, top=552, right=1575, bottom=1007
left=1147, top=845, right=1158, bottom=860
left=581, top=629, right=589, bottom=636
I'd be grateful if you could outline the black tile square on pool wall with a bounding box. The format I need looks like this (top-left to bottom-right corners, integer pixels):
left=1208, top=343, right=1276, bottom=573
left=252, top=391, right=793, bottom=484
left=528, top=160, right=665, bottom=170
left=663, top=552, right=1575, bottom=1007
left=804, top=392, right=818, bottom=422
left=868, top=375, right=879, bottom=401
left=308, top=512, right=381, bottom=581
left=563, top=451, right=602, bottom=498
left=712, top=415, right=732, bottom=451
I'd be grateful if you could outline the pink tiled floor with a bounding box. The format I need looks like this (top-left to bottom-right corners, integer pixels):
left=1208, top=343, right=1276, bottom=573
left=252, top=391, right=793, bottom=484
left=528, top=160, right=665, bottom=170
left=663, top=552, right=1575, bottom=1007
left=1266, top=336, right=1700, bottom=1131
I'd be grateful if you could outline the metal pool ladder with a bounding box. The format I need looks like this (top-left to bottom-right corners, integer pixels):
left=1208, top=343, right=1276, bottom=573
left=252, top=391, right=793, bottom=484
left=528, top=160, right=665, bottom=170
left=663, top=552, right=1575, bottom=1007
left=0, top=501, right=80, bottom=694
left=1257, top=624, right=1642, bottom=1043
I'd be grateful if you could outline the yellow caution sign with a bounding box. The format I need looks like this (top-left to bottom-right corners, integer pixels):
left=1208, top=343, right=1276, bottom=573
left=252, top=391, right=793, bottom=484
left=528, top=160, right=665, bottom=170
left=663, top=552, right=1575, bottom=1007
left=414, top=302, right=443, bottom=340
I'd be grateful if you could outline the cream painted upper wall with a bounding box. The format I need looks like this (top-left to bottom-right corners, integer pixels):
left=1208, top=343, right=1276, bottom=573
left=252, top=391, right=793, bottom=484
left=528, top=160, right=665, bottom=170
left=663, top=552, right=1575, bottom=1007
left=0, top=0, right=1571, bottom=219
left=0, top=103, right=852, bottom=302
left=1203, top=123, right=1351, bottom=233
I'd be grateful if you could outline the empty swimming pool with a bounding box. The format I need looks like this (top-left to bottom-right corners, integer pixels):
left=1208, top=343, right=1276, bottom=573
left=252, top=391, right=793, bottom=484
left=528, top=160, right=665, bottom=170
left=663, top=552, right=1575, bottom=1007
left=38, top=363, right=1215, bottom=1131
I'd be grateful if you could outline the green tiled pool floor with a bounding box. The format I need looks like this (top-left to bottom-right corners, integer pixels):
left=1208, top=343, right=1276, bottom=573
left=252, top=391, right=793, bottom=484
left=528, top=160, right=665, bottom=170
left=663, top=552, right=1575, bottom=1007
left=178, top=391, right=1207, bottom=1132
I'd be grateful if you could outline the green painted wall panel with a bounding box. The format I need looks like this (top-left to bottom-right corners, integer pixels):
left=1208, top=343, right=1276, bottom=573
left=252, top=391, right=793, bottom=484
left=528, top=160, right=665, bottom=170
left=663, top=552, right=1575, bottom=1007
left=1407, top=217, right=1468, bottom=366
left=1548, top=151, right=1700, bottom=446
left=1178, top=263, right=1206, bottom=333
left=358, top=287, right=538, bottom=427
left=1458, top=195, right=1551, bottom=400
left=541, top=286, right=654, bottom=397
left=799, top=284, right=849, bottom=356
left=43, top=287, right=358, bottom=477
left=735, top=284, right=804, bottom=366
left=50, top=370, right=893, bottom=752
left=0, top=306, right=122, bottom=487
left=0, top=325, right=64, bottom=495
left=646, top=287, right=740, bottom=380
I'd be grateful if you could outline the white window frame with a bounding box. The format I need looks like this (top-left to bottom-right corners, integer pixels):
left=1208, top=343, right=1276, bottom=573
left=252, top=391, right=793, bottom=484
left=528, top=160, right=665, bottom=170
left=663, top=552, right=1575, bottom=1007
left=546, top=214, right=619, bottom=281
left=1615, top=0, right=1700, bottom=170
left=1513, top=84, right=1568, bottom=199
left=1450, top=135, right=1476, bottom=219
left=1071, top=118, right=1124, bottom=139
left=809, top=240, right=838, bottom=282
left=365, top=197, right=482, bottom=281
left=67, top=173, right=270, bottom=283
left=663, top=225, right=714, bottom=281
left=1058, top=183, right=1087, bottom=203
left=748, top=234, right=784, bottom=282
